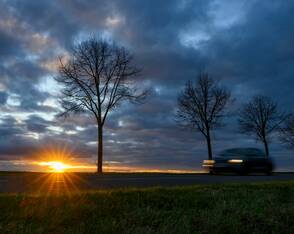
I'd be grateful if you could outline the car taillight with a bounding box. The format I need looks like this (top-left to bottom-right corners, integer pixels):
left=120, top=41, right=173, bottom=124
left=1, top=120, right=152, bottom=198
left=228, top=159, right=243, bottom=163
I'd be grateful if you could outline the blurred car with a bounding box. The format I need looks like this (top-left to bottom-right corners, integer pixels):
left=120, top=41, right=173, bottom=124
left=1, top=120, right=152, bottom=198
left=202, top=148, right=274, bottom=175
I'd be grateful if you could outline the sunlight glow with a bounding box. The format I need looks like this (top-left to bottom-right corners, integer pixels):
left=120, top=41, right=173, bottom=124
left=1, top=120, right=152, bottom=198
left=38, top=161, right=70, bottom=173
left=32, top=146, right=202, bottom=174
left=36, top=160, right=96, bottom=173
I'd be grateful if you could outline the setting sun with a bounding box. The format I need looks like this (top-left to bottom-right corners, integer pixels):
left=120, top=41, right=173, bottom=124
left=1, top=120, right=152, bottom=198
left=38, top=161, right=70, bottom=173
left=49, top=161, right=68, bottom=173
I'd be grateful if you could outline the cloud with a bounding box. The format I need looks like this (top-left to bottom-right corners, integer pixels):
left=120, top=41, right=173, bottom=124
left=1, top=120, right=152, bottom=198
left=0, top=92, right=8, bottom=104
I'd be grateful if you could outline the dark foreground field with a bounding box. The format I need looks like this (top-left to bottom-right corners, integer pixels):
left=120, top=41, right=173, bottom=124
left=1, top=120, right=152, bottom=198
left=1, top=182, right=294, bottom=234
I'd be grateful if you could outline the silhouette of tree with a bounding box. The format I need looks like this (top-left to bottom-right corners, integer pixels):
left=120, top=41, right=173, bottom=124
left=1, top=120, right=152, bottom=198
left=176, top=72, right=231, bottom=160
left=56, top=38, right=148, bottom=173
left=279, top=114, right=294, bottom=148
left=238, top=95, right=286, bottom=157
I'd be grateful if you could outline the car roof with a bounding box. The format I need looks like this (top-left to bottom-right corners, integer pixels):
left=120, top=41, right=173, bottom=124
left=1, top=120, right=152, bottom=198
left=218, top=148, right=265, bottom=157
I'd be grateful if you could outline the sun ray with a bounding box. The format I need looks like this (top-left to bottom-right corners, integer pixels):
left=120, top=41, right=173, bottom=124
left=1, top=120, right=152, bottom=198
left=28, top=145, right=89, bottom=195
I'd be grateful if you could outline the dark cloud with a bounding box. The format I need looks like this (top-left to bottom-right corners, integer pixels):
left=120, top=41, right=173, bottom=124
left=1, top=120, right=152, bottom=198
left=0, top=0, right=294, bottom=171
left=24, top=115, right=50, bottom=133
left=0, top=31, right=22, bottom=60
left=0, top=92, right=8, bottom=104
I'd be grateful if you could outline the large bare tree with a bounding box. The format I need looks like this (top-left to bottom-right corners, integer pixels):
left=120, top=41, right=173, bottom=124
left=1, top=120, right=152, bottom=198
left=238, top=95, right=286, bottom=157
left=176, top=72, right=231, bottom=160
left=56, top=38, right=147, bottom=173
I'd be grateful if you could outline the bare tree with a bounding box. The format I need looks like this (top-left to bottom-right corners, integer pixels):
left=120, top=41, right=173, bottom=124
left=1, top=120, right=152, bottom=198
left=56, top=38, right=148, bottom=173
left=279, top=114, right=294, bottom=148
left=176, top=72, right=231, bottom=160
left=238, top=95, right=286, bottom=157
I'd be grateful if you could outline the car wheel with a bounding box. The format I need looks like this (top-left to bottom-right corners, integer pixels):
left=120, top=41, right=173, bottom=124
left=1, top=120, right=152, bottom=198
left=237, top=171, right=248, bottom=176
left=209, top=170, right=216, bottom=175
left=237, top=166, right=249, bottom=176
left=265, top=164, right=273, bottom=175
left=265, top=168, right=273, bottom=176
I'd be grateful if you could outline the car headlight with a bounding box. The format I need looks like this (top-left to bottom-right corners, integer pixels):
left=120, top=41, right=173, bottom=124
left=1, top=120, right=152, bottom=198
left=203, top=160, right=215, bottom=164
left=228, top=159, right=243, bottom=163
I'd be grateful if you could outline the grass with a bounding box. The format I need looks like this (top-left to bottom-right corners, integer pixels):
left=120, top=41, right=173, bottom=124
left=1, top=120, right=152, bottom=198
left=1, top=182, right=294, bottom=233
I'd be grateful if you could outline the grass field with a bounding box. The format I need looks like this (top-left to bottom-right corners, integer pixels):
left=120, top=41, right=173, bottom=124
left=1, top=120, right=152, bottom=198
left=1, top=182, right=294, bottom=234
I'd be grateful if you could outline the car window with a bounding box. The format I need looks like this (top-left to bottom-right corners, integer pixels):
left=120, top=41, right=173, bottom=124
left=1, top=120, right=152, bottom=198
left=218, top=148, right=265, bottom=157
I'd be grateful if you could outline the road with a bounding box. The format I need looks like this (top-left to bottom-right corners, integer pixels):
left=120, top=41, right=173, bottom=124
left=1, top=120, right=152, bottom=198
left=0, top=172, right=294, bottom=193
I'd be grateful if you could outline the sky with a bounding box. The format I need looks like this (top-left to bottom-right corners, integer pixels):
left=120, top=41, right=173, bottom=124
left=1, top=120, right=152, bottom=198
left=0, top=0, right=294, bottom=172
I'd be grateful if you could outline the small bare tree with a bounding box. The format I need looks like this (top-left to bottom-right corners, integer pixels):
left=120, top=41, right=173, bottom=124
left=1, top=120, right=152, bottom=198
left=176, top=72, right=231, bottom=160
left=279, top=114, right=294, bottom=148
left=56, top=38, right=147, bottom=173
left=238, top=95, right=286, bottom=157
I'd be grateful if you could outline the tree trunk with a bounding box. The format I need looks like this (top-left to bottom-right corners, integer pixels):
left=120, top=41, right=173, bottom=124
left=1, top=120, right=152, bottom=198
left=206, top=130, right=213, bottom=160
left=97, top=125, right=103, bottom=174
left=264, top=138, right=269, bottom=158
